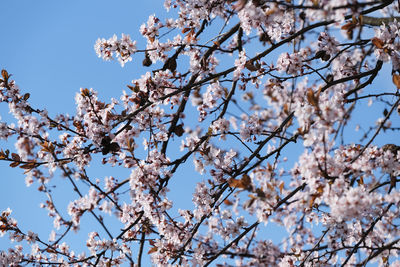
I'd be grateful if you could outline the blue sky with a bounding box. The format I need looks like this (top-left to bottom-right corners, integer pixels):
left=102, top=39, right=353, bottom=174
left=1, top=1, right=165, bottom=114
left=1, top=1, right=399, bottom=266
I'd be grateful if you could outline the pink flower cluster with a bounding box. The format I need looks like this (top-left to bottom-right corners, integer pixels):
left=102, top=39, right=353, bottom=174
left=2, top=0, right=400, bottom=266
left=95, top=34, right=137, bottom=67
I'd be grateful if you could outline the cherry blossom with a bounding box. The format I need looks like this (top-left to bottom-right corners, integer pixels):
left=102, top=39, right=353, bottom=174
left=2, top=0, right=400, bottom=266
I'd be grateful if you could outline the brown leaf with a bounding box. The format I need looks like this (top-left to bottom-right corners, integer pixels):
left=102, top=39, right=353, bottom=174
left=109, top=142, right=120, bottom=153
left=224, top=199, right=233, bottom=206
left=46, top=248, right=56, bottom=253
left=306, top=88, right=318, bottom=107
left=316, top=185, right=324, bottom=194
left=267, top=183, right=274, bottom=191
left=11, top=153, right=20, bottom=161
left=241, top=174, right=251, bottom=188
left=174, top=124, right=184, bottom=137
left=40, top=141, right=55, bottom=153
left=127, top=84, right=140, bottom=92
left=182, top=28, right=191, bottom=34
left=142, top=53, right=152, bottom=67
left=243, top=197, right=256, bottom=209
left=127, top=138, right=135, bottom=152
left=393, top=74, right=400, bottom=89
left=80, top=88, right=91, bottom=97
left=309, top=195, right=317, bottom=208
left=148, top=246, right=158, bottom=254
left=255, top=188, right=266, bottom=198
left=163, top=57, right=177, bottom=72
left=1, top=70, right=9, bottom=80
left=267, top=162, right=273, bottom=171
left=0, top=150, right=6, bottom=160
left=228, top=178, right=242, bottom=188
left=245, top=61, right=259, bottom=72
left=10, top=161, right=20, bottom=168
left=20, top=162, right=36, bottom=170
left=73, top=120, right=83, bottom=131
left=279, top=182, right=284, bottom=194
left=228, top=174, right=252, bottom=190
left=283, top=103, right=290, bottom=115
left=372, top=37, right=385, bottom=49
left=23, top=93, right=30, bottom=101
left=341, top=21, right=356, bottom=31
left=185, top=33, right=196, bottom=43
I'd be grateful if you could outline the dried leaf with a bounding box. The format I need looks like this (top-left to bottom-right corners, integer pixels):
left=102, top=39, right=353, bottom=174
left=224, top=199, right=233, bottom=206
left=315, top=50, right=326, bottom=59
left=1, top=70, right=9, bottom=80
left=255, top=188, right=265, bottom=198
left=341, top=21, right=356, bottom=31
left=316, top=185, right=324, bottom=194
left=80, top=88, right=91, bottom=97
left=228, top=178, right=243, bottom=188
left=182, top=28, right=191, bottom=34
left=372, top=37, right=384, bottom=49
left=127, top=138, right=135, bottom=152
left=283, top=103, right=290, bottom=115
left=279, top=182, right=284, bottom=194
left=243, top=197, right=256, bottom=209
left=245, top=61, right=259, bottom=71
left=127, top=84, right=140, bottom=92
left=10, top=161, right=20, bottom=168
left=306, top=88, right=318, bottom=107
left=185, top=33, right=195, bottom=43
left=20, top=162, right=36, bottom=170
left=148, top=246, right=158, bottom=254
left=393, top=74, right=400, bottom=89
left=40, top=141, right=55, bottom=153
left=11, top=153, right=20, bottom=161
left=142, top=53, right=152, bottom=67
left=267, top=183, right=274, bottom=191
left=241, top=174, right=251, bottom=188
left=174, top=124, right=184, bottom=137
left=228, top=174, right=252, bottom=190
left=309, top=195, right=317, bottom=208
left=0, top=150, right=6, bottom=160
left=163, top=57, right=177, bottom=72
left=248, top=194, right=257, bottom=199
left=46, top=248, right=56, bottom=253
left=23, top=93, right=30, bottom=101
left=267, top=162, right=273, bottom=171
left=207, top=127, right=213, bottom=136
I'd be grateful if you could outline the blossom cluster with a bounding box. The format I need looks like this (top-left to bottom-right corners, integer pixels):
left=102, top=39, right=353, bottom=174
left=1, top=0, right=400, bottom=266
left=94, top=34, right=137, bottom=67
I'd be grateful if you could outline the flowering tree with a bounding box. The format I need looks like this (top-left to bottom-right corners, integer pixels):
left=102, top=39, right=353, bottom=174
left=1, top=0, right=400, bottom=266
